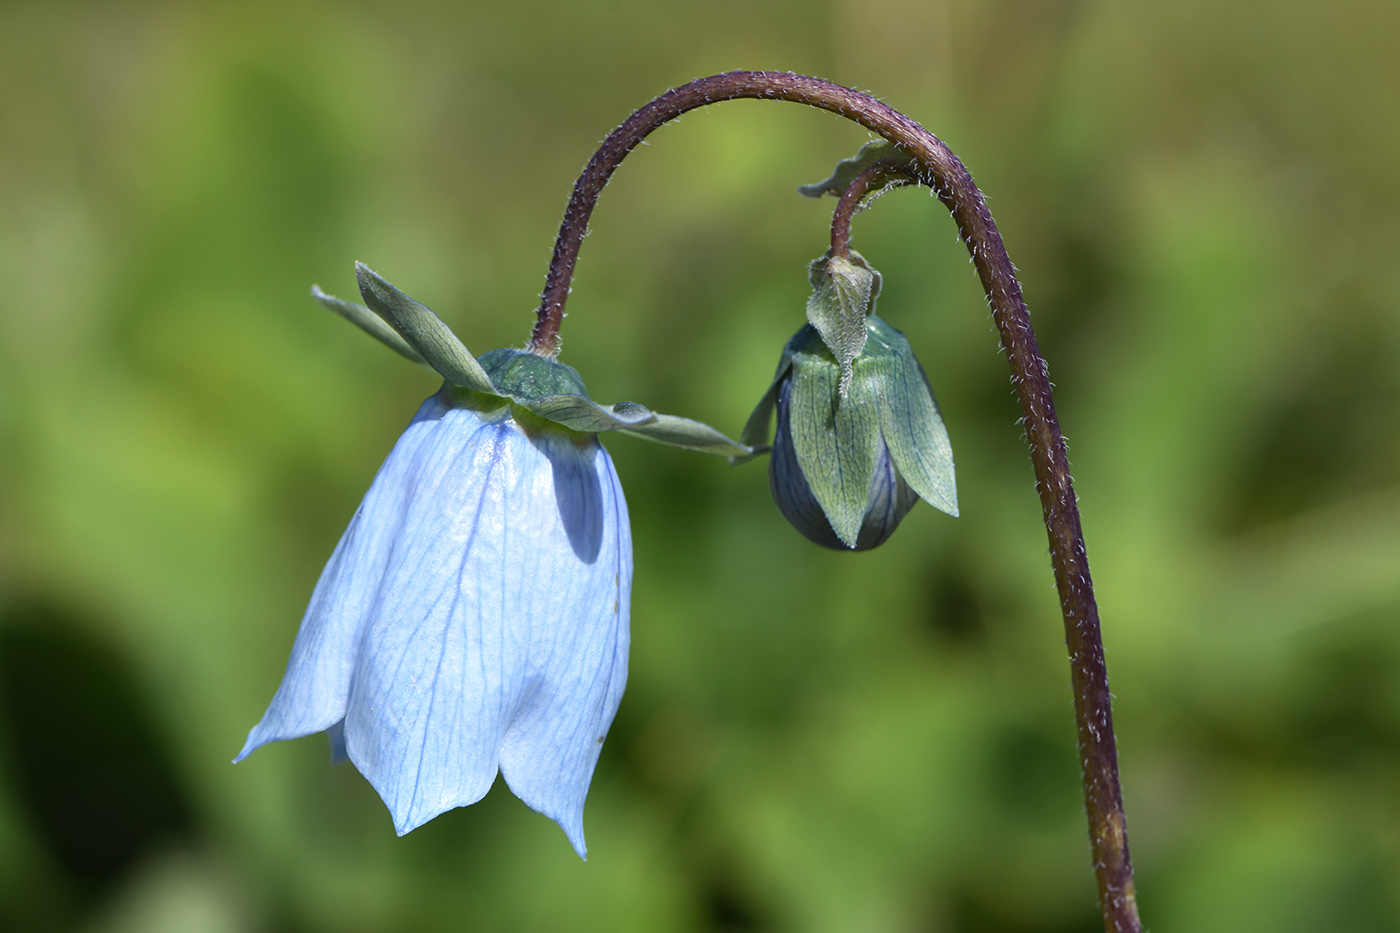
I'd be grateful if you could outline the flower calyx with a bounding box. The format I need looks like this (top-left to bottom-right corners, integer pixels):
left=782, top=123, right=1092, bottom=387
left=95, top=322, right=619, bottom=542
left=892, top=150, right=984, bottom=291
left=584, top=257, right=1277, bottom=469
left=312, top=262, right=752, bottom=458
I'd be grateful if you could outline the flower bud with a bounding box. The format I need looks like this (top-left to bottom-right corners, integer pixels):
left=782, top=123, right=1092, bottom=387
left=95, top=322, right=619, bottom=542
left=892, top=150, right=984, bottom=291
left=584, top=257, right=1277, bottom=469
left=769, top=371, right=918, bottom=550
left=742, top=315, right=958, bottom=551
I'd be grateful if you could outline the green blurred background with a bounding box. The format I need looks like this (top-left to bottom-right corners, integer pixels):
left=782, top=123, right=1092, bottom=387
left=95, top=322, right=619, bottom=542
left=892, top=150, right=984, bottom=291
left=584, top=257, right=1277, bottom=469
left=2, top=1, right=1398, bottom=930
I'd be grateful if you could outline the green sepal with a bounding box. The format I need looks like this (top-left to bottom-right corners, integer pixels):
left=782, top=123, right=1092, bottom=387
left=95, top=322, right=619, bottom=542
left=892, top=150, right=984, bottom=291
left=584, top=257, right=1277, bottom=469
left=478, top=347, right=750, bottom=455
left=737, top=336, right=801, bottom=458
left=806, top=252, right=880, bottom=396
left=516, top=394, right=657, bottom=433
left=798, top=140, right=911, bottom=199
left=522, top=395, right=750, bottom=456
left=787, top=327, right=883, bottom=547
left=329, top=269, right=754, bottom=458
left=355, top=262, right=498, bottom=395
left=864, top=316, right=958, bottom=516
left=311, top=286, right=429, bottom=366
left=623, top=414, right=753, bottom=458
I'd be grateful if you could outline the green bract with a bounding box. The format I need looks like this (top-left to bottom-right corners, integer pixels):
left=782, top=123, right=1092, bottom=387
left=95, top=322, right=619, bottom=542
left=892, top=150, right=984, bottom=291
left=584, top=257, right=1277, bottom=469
left=311, top=263, right=752, bottom=458
left=796, top=139, right=912, bottom=200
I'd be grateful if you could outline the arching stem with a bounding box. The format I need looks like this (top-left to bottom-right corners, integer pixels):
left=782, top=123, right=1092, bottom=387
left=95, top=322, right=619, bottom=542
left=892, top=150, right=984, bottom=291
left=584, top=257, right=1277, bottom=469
left=827, top=158, right=918, bottom=259
left=530, top=71, right=1141, bottom=933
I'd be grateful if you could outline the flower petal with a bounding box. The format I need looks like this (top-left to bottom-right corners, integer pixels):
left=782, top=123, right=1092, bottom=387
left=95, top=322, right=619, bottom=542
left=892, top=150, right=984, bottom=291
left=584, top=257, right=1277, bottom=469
left=338, top=410, right=520, bottom=832
left=339, top=410, right=630, bottom=858
left=496, top=433, right=630, bottom=859
left=326, top=718, right=348, bottom=764
left=234, top=393, right=455, bottom=763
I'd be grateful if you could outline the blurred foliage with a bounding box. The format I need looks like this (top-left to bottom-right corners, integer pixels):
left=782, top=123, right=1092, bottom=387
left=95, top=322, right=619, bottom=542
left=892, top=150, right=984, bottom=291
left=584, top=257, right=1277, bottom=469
left=1, top=1, right=1398, bottom=930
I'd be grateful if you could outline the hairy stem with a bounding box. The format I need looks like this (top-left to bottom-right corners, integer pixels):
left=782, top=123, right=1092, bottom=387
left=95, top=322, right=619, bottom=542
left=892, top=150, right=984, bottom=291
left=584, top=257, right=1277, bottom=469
left=828, top=159, right=918, bottom=258
left=530, top=71, right=1140, bottom=933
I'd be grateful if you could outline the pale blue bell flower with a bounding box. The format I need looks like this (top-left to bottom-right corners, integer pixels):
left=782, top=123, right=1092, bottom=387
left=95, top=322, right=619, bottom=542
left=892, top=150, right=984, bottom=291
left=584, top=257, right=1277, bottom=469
left=236, top=264, right=752, bottom=859
left=236, top=388, right=631, bottom=858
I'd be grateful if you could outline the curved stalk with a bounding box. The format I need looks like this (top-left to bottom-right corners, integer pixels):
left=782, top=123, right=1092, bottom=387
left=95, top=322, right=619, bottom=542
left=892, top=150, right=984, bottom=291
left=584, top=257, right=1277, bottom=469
left=827, top=158, right=918, bottom=259
left=529, top=71, right=1140, bottom=933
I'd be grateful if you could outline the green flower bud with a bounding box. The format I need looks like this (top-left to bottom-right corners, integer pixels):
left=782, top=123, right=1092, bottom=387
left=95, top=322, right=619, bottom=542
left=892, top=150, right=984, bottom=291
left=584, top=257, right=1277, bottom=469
left=743, top=310, right=958, bottom=550
left=769, top=364, right=919, bottom=549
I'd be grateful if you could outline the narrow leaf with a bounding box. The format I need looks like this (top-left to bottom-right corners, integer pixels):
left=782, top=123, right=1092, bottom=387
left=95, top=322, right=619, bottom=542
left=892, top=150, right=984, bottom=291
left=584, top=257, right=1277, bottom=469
left=355, top=262, right=497, bottom=394
left=622, top=413, right=753, bottom=458
left=516, top=395, right=657, bottom=433
left=311, top=286, right=429, bottom=366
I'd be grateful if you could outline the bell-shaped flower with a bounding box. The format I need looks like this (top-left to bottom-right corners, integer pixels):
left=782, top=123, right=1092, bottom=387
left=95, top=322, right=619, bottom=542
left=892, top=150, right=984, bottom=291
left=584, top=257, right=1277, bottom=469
left=237, top=264, right=749, bottom=858
left=741, top=253, right=958, bottom=550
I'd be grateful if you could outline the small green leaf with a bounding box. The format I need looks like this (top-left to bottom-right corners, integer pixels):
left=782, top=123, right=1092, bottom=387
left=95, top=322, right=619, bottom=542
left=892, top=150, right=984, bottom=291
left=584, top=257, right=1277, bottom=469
left=623, top=414, right=753, bottom=458
left=866, top=316, right=958, bottom=517
left=311, top=286, right=429, bottom=366
left=355, top=263, right=498, bottom=394
left=788, top=344, right=882, bottom=547
left=798, top=140, right=911, bottom=199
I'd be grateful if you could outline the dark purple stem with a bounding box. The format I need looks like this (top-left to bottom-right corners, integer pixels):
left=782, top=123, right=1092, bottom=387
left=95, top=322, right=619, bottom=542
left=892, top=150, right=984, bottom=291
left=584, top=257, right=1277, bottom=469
left=529, top=71, right=1140, bottom=933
